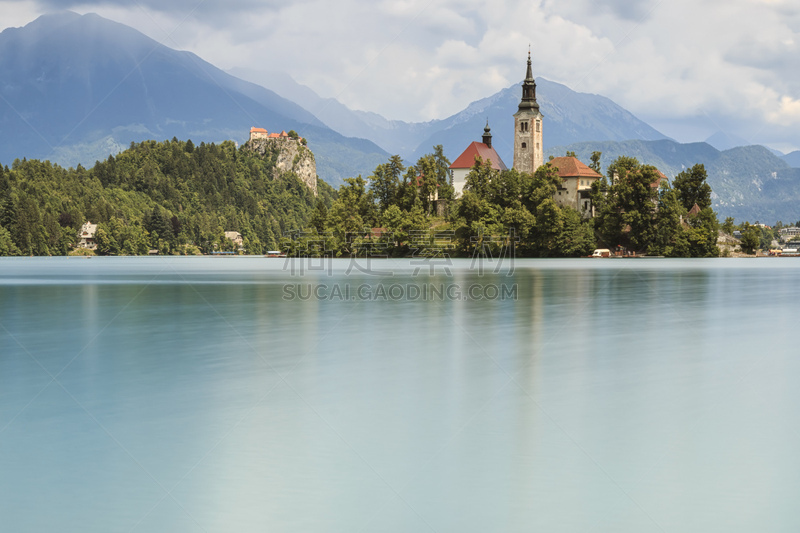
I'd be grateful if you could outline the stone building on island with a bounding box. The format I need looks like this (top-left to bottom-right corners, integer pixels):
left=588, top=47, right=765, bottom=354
left=549, top=156, right=602, bottom=218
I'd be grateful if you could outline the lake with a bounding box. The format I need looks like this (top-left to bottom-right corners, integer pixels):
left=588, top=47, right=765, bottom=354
left=1, top=257, right=799, bottom=532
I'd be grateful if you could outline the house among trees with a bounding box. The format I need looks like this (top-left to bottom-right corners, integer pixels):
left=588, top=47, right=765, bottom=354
left=448, top=122, right=507, bottom=197
left=549, top=156, right=602, bottom=217
left=224, top=231, right=244, bottom=251
left=78, top=221, right=97, bottom=249
left=779, top=226, right=800, bottom=241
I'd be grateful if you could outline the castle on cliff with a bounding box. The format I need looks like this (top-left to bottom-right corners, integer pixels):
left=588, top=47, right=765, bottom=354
left=249, top=127, right=304, bottom=143
left=246, top=126, right=317, bottom=195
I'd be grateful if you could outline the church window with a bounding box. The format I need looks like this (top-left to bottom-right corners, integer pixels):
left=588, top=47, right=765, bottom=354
left=520, top=121, right=528, bottom=133
left=536, top=121, right=540, bottom=132
left=521, top=142, right=527, bottom=149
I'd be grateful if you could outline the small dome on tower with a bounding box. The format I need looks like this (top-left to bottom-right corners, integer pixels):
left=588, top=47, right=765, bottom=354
left=482, top=119, right=493, bottom=148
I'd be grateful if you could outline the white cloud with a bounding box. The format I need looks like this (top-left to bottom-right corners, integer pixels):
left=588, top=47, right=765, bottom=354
left=769, top=96, right=800, bottom=125
left=0, top=1, right=45, bottom=28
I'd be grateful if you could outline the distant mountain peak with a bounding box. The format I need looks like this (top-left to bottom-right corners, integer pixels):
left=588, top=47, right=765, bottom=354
left=705, top=130, right=750, bottom=151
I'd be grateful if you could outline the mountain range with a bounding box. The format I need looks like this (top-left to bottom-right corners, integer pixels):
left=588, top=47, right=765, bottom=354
left=1, top=12, right=799, bottom=223
left=232, top=68, right=670, bottom=166
left=0, top=11, right=388, bottom=183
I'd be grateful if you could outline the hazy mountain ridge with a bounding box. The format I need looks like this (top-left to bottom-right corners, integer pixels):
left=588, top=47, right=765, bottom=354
left=782, top=150, right=800, bottom=167
left=228, top=67, right=440, bottom=157
left=237, top=68, right=669, bottom=165
left=0, top=12, right=388, bottom=184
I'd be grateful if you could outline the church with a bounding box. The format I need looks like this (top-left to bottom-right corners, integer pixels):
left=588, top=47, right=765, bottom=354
left=449, top=52, right=602, bottom=218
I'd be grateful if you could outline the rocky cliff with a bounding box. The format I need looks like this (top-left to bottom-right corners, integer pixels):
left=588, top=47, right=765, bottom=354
left=245, top=138, right=318, bottom=195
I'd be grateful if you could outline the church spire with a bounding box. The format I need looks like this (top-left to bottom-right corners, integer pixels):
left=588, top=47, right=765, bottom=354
left=518, top=50, right=539, bottom=112
left=482, top=119, right=492, bottom=148
left=513, top=50, right=544, bottom=175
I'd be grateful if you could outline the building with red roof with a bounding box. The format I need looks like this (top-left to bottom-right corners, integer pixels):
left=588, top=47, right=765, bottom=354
left=250, top=127, right=268, bottom=140
left=249, top=127, right=303, bottom=143
left=448, top=122, right=508, bottom=196
left=549, top=156, right=603, bottom=217
left=651, top=169, right=669, bottom=189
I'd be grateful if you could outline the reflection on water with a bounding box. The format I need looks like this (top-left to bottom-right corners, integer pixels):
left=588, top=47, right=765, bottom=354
left=1, top=257, right=799, bottom=532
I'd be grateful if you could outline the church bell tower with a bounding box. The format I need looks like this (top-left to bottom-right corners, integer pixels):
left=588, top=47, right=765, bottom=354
left=513, top=52, right=543, bottom=174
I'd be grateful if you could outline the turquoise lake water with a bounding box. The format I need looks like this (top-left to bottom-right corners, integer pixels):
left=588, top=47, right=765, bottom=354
left=1, top=257, right=799, bottom=532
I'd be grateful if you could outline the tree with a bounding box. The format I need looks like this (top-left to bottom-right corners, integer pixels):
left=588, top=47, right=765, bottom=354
left=594, top=157, right=660, bottom=252
left=589, top=151, right=602, bottom=174
left=650, top=183, right=686, bottom=256
left=721, top=217, right=735, bottom=235
left=673, top=164, right=712, bottom=211
left=523, top=163, right=564, bottom=256
left=413, top=147, right=452, bottom=213
left=0, top=225, right=19, bottom=256
left=557, top=208, right=595, bottom=257
left=670, top=164, right=719, bottom=256
left=309, top=198, right=328, bottom=234
left=740, top=223, right=760, bottom=254
left=368, top=155, right=404, bottom=213
left=324, top=176, right=375, bottom=255
left=463, top=157, right=498, bottom=198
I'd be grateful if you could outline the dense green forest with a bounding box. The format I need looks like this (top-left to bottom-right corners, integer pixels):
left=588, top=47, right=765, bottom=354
left=0, top=138, right=723, bottom=258
left=0, top=138, right=335, bottom=256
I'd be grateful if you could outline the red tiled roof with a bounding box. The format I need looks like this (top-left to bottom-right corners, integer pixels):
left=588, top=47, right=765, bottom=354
left=449, top=142, right=508, bottom=171
left=549, top=157, right=602, bottom=178
left=688, top=203, right=701, bottom=216
left=651, top=169, right=669, bottom=188
left=250, top=127, right=267, bottom=133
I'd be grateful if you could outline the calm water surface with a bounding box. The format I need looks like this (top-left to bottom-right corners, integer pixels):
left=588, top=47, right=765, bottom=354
left=1, top=257, right=799, bottom=532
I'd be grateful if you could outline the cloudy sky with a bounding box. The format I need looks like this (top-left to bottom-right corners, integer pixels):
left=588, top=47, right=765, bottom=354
left=2, top=0, right=799, bottom=152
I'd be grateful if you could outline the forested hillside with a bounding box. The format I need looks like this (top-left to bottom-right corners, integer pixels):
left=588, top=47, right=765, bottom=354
left=0, top=139, right=334, bottom=256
